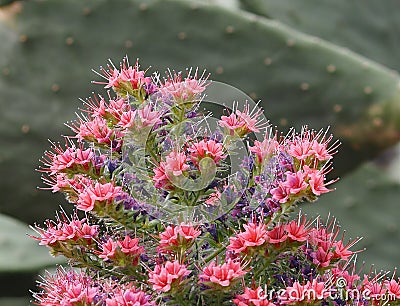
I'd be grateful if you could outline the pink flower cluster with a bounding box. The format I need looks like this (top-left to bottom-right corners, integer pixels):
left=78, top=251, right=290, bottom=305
left=148, top=260, right=191, bottom=292
left=76, top=181, right=123, bottom=212
left=219, top=104, right=267, bottom=137
left=227, top=216, right=359, bottom=274
left=228, top=218, right=310, bottom=255
left=33, top=268, right=99, bottom=306
left=98, top=235, right=144, bottom=266
left=93, top=57, right=155, bottom=98
left=152, top=138, right=227, bottom=190
left=31, top=215, right=98, bottom=248
left=34, top=268, right=155, bottom=306
left=159, top=69, right=209, bottom=104
left=41, top=144, right=98, bottom=176
left=199, top=259, right=247, bottom=288
left=106, top=287, right=156, bottom=306
left=158, top=223, right=201, bottom=253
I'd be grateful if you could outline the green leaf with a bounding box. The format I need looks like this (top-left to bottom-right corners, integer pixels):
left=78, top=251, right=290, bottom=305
left=0, top=213, right=63, bottom=272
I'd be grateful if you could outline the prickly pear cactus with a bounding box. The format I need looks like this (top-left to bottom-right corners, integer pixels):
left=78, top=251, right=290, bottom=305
left=239, top=0, right=400, bottom=72
left=1, top=0, right=400, bottom=225
left=0, top=213, right=63, bottom=297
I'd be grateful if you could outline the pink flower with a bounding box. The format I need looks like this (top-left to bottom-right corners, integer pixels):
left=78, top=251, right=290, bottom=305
left=67, top=175, right=94, bottom=193
left=77, top=223, right=99, bottom=240
left=119, top=59, right=152, bottom=91
left=99, top=238, right=118, bottom=260
left=152, top=161, right=171, bottom=189
left=118, top=236, right=143, bottom=256
left=159, top=69, right=208, bottom=103
left=159, top=225, right=179, bottom=250
left=48, top=147, right=76, bottom=174
left=177, top=223, right=201, bottom=241
left=236, top=105, right=264, bottom=134
left=219, top=104, right=267, bottom=137
left=93, top=57, right=153, bottom=95
left=266, top=225, right=287, bottom=244
left=307, top=279, right=330, bottom=300
left=106, top=97, right=130, bottom=121
left=331, top=268, right=360, bottom=289
left=74, top=116, right=115, bottom=144
left=219, top=113, right=244, bottom=134
left=333, top=240, right=354, bottom=260
left=32, top=268, right=98, bottom=306
left=270, top=182, right=290, bottom=204
left=227, top=236, right=247, bottom=254
left=282, top=171, right=308, bottom=195
left=205, top=188, right=222, bottom=206
left=84, top=95, right=108, bottom=118
left=303, top=166, right=334, bottom=196
left=287, top=136, right=313, bottom=161
left=311, top=246, right=333, bottom=267
left=76, top=182, right=123, bottom=211
left=62, top=282, right=98, bottom=305
left=199, top=259, right=247, bottom=287
left=31, top=215, right=97, bottom=247
left=227, top=222, right=267, bottom=254
left=308, top=227, right=333, bottom=246
left=164, top=151, right=189, bottom=177
left=384, top=278, right=400, bottom=299
left=118, top=110, right=136, bottom=128
left=93, top=64, right=120, bottom=89
left=76, top=189, right=96, bottom=211
left=363, top=278, right=387, bottom=300
left=286, top=128, right=338, bottom=162
left=311, top=139, right=333, bottom=161
left=188, top=139, right=226, bottom=165
left=285, top=218, right=309, bottom=242
left=249, top=137, right=280, bottom=164
left=119, top=105, right=161, bottom=130
left=234, top=287, right=276, bottom=306
left=135, top=104, right=161, bottom=128
left=106, top=288, right=156, bottom=306
left=158, top=224, right=200, bottom=253
left=42, top=144, right=95, bottom=176
left=148, top=260, right=191, bottom=292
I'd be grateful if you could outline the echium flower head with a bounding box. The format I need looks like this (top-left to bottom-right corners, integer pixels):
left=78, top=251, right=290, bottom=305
left=32, top=57, right=390, bottom=306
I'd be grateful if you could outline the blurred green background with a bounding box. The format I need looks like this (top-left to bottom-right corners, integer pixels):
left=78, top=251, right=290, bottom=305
left=0, top=0, right=399, bottom=303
